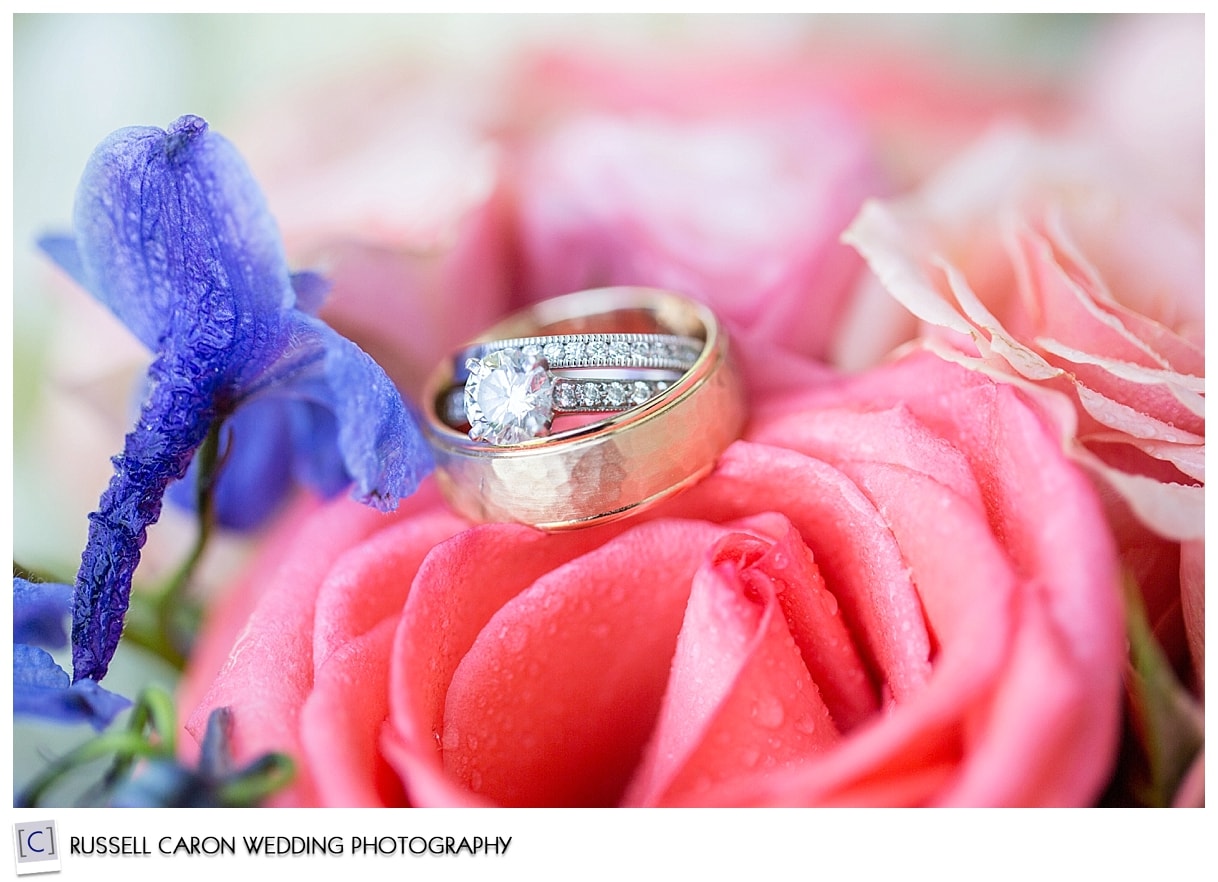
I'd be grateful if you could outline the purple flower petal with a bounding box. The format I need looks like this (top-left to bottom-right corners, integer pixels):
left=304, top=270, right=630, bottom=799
left=65, top=114, right=293, bottom=360
left=287, top=401, right=350, bottom=498
left=13, top=578, right=73, bottom=648
left=14, top=645, right=130, bottom=731
left=166, top=396, right=296, bottom=530
left=35, top=233, right=87, bottom=291
left=249, top=311, right=433, bottom=510
left=289, top=270, right=331, bottom=315
left=42, top=114, right=432, bottom=683
left=73, top=352, right=219, bottom=681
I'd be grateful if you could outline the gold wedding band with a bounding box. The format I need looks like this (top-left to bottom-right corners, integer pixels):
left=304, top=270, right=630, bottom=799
left=420, top=287, right=746, bottom=529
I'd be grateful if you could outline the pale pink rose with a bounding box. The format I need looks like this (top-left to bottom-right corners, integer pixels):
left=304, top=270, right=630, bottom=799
left=846, top=126, right=1203, bottom=524
left=182, top=351, right=1123, bottom=806
left=844, top=127, right=1203, bottom=687
left=1074, top=13, right=1203, bottom=228
left=842, top=13, right=1204, bottom=691
left=508, top=43, right=1062, bottom=188
left=228, top=67, right=516, bottom=398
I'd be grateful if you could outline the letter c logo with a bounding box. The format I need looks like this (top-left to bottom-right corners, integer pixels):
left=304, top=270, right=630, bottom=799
left=25, top=830, right=46, bottom=853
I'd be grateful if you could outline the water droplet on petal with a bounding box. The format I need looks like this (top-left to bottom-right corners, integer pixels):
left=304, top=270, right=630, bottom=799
left=752, top=694, right=785, bottom=729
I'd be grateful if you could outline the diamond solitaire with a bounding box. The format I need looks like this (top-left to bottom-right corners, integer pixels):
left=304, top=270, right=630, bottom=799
left=464, top=349, right=554, bottom=445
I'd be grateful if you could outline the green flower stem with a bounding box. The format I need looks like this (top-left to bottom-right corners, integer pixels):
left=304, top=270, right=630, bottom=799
left=218, top=754, right=296, bottom=806
left=100, top=684, right=179, bottom=791
left=12, top=562, right=60, bottom=584
left=15, top=686, right=176, bottom=807
left=16, top=732, right=161, bottom=806
left=1122, top=576, right=1205, bottom=806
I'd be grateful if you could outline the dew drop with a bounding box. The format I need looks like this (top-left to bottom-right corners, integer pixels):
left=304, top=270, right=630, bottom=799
left=752, top=694, right=785, bottom=729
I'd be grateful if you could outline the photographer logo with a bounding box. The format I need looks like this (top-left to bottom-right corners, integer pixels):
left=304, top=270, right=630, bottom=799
left=11, top=821, right=60, bottom=876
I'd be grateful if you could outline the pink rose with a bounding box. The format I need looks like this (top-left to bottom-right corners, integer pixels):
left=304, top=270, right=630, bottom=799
left=510, top=107, right=881, bottom=361
left=508, top=43, right=1061, bottom=189
left=181, top=351, right=1123, bottom=806
left=842, top=16, right=1203, bottom=694
left=228, top=67, right=516, bottom=398
left=504, top=42, right=1053, bottom=364
left=844, top=126, right=1203, bottom=689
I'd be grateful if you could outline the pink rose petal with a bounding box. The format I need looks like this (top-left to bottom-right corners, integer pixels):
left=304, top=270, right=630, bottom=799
left=385, top=521, right=644, bottom=806
left=760, top=526, right=877, bottom=732
left=300, top=618, right=405, bottom=807
left=435, top=520, right=732, bottom=807
left=184, top=492, right=425, bottom=805
left=627, top=532, right=840, bottom=806
left=661, top=443, right=933, bottom=703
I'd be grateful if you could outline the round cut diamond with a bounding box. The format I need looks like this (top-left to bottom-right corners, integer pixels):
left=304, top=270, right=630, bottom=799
left=554, top=380, right=579, bottom=409
left=604, top=381, right=629, bottom=406
left=464, top=349, right=554, bottom=445
left=578, top=383, right=603, bottom=407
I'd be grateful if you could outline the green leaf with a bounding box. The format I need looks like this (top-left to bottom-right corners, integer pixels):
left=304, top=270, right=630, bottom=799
left=1120, top=576, right=1204, bottom=806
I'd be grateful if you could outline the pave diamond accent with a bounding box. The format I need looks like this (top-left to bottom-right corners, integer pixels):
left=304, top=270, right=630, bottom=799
left=551, top=378, right=671, bottom=414
left=464, top=349, right=554, bottom=445
left=578, top=383, right=603, bottom=407
left=604, top=381, right=630, bottom=407
left=459, top=333, right=701, bottom=376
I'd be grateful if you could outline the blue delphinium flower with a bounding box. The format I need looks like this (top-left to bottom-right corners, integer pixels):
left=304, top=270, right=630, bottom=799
left=13, top=578, right=130, bottom=730
left=162, top=271, right=354, bottom=530
left=37, top=114, right=432, bottom=685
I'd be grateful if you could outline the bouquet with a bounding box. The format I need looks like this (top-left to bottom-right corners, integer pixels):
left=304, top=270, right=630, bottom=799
left=12, top=14, right=1202, bottom=812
